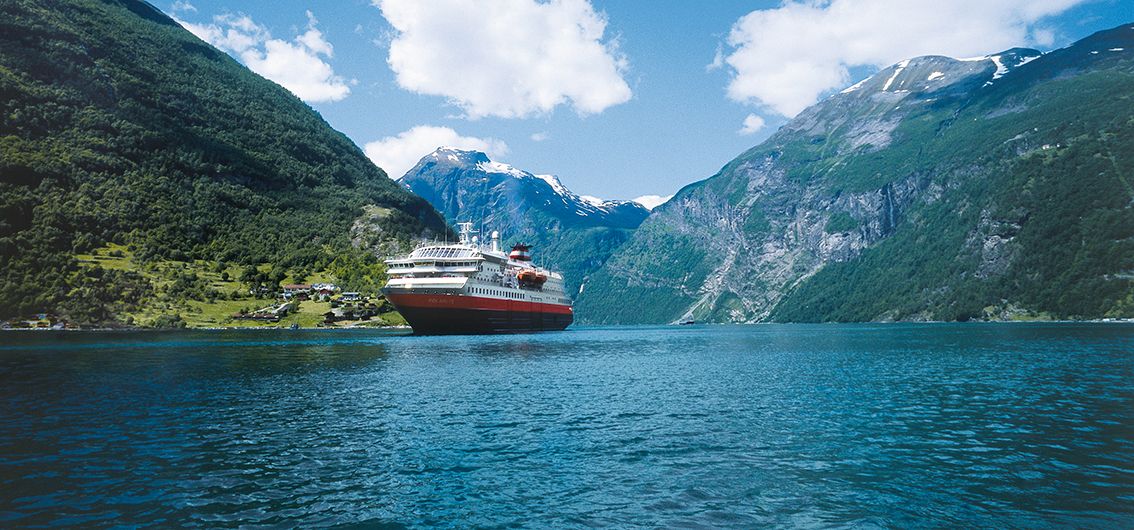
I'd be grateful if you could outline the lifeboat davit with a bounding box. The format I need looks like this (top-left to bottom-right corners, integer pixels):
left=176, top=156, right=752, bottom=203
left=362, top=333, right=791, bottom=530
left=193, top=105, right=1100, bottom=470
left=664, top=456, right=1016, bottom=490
left=517, top=269, right=547, bottom=286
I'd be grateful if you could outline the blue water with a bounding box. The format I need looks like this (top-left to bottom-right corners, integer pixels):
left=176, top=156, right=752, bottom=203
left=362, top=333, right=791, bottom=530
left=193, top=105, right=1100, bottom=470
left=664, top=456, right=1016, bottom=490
left=1, top=324, right=1133, bottom=528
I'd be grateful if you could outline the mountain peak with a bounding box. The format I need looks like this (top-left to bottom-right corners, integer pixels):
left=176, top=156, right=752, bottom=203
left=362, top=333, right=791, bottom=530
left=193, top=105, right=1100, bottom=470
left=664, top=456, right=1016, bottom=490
left=401, top=148, right=650, bottom=233
left=406, top=148, right=653, bottom=216
left=426, top=146, right=490, bottom=166
left=836, top=48, right=1042, bottom=100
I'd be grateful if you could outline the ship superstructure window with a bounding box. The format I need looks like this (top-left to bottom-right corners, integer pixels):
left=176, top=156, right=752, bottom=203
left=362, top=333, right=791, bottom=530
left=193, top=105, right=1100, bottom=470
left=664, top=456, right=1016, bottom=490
left=411, top=247, right=479, bottom=259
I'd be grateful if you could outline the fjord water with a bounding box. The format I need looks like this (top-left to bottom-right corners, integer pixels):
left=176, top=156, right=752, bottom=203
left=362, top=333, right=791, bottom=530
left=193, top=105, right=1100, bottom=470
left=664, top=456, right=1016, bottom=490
left=1, top=325, right=1132, bottom=528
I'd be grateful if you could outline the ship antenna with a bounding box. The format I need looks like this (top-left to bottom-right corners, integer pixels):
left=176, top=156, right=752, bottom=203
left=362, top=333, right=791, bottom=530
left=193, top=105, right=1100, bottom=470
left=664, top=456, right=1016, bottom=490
left=457, top=221, right=478, bottom=246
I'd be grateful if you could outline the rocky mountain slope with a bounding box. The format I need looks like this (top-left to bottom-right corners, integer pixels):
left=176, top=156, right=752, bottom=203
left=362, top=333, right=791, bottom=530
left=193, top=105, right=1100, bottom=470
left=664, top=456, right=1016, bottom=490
left=580, top=24, right=1134, bottom=323
left=0, top=0, right=449, bottom=321
left=400, top=147, right=650, bottom=299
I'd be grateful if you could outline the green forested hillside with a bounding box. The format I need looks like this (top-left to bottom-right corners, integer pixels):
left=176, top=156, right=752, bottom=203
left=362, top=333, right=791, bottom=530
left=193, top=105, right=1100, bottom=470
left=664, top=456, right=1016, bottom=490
left=581, top=24, right=1134, bottom=323
left=772, top=70, right=1134, bottom=321
left=0, top=0, right=448, bottom=323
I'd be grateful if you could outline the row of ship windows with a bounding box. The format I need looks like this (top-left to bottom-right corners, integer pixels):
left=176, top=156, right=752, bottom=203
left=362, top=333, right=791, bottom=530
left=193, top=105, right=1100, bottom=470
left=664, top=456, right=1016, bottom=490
left=412, top=248, right=478, bottom=259
left=468, top=287, right=569, bottom=305
left=391, top=261, right=478, bottom=269
left=469, top=287, right=531, bottom=300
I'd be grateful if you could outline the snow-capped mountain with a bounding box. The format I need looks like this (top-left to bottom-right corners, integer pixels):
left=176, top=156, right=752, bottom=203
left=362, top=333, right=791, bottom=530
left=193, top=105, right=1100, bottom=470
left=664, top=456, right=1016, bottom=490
left=580, top=23, right=1134, bottom=324
left=399, top=147, right=651, bottom=299
left=401, top=147, right=648, bottom=230
left=401, top=147, right=650, bottom=230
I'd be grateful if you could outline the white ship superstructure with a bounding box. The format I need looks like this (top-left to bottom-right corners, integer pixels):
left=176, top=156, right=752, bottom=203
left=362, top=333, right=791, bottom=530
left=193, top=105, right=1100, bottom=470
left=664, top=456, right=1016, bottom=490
left=382, top=223, right=573, bottom=334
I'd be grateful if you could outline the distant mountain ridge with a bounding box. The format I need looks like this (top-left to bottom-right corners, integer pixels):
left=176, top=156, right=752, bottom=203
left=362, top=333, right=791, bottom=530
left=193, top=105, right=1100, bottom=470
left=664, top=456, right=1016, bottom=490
left=579, top=24, right=1134, bottom=323
left=400, top=147, right=650, bottom=303
left=402, top=147, right=650, bottom=230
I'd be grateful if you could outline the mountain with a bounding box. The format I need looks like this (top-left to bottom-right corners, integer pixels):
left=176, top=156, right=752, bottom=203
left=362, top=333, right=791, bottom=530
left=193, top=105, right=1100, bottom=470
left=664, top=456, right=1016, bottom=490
left=0, top=0, right=449, bottom=321
left=400, top=147, right=650, bottom=300
left=580, top=24, right=1134, bottom=324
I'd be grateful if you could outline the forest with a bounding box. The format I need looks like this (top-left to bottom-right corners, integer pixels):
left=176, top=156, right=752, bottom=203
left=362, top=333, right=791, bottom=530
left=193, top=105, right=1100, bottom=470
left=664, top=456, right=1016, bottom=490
left=0, top=0, right=449, bottom=325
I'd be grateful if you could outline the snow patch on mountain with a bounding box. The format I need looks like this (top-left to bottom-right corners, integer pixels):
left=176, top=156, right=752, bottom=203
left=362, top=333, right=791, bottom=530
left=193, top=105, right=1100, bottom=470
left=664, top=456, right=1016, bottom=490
left=433, top=146, right=465, bottom=163
left=989, top=56, right=1009, bottom=79
left=476, top=160, right=527, bottom=179
left=882, top=60, right=910, bottom=91
left=983, top=52, right=1040, bottom=86
left=927, top=71, right=945, bottom=81
left=840, top=76, right=871, bottom=94
left=535, top=174, right=570, bottom=196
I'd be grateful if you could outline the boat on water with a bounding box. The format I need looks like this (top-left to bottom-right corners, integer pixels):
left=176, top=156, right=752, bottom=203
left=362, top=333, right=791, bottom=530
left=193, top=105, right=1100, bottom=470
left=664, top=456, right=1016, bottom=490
left=381, top=223, right=573, bottom=334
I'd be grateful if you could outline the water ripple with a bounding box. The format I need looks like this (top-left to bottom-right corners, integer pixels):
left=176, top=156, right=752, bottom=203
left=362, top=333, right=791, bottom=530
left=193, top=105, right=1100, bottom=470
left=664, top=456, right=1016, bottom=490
left=1, top=324, right=1133, bottom=527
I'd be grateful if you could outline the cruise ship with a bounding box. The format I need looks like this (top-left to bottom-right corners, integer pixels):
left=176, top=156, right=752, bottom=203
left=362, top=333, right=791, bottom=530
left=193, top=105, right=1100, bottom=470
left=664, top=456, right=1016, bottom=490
left=381, top=223, right=573, bottom=334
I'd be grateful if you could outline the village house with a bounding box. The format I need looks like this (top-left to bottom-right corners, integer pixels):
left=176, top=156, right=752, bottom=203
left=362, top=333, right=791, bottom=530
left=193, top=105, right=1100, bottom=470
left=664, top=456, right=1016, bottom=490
left=311, top=283, right=338, bottom=300
left=282, top=284, right=312, bottom=295
left=281, top=284, right=312, bottom=300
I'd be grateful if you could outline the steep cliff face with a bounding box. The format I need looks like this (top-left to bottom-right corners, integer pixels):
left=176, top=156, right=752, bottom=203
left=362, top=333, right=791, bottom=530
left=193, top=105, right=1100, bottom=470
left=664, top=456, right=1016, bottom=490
left=580, top=25, right=1134, bottom=323
left=399, top=148, right=650, bottom=303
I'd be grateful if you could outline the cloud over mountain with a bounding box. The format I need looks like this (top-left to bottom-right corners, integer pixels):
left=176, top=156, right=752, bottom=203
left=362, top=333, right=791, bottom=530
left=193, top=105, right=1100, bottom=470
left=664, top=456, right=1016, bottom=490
left=178, top=11, right=352, bottom=103
left=374, top=0, right=632, bottom=119
left=721, top=0, right=1086, bottom=117
left=364, top=126, right=509, bottom=179
left=738, top=113, right=766, bottom=135
left=631, top=194, right=673, bottom=211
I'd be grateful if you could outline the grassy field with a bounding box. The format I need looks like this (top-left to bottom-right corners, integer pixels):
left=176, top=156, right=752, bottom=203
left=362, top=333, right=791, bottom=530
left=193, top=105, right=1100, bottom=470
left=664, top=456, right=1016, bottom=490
left=75, top=244, right=401, bottom=329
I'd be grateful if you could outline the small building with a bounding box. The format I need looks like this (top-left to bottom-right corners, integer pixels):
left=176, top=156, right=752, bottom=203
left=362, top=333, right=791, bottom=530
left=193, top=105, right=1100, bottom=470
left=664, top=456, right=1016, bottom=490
left=312, top=283, right=337, bottom=300
left=341, top=292, right=361, bottom=302
left=282, top=284, right=312, bottom=295
left=282, top=284, right=312, bottom=301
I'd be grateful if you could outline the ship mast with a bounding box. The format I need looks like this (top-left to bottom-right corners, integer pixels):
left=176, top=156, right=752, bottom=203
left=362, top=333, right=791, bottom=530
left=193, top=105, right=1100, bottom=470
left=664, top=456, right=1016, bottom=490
left=457, top=221, right=478, bottom=246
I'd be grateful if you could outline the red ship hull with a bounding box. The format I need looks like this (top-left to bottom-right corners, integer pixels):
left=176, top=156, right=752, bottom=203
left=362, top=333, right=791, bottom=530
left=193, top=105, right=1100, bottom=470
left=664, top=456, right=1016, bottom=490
left=383, top=292, right=573, bottom=335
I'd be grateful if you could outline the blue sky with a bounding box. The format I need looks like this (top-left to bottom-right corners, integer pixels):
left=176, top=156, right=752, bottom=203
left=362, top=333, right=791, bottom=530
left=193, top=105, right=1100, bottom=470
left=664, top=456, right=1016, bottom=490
left=163, top=0, right=1132, bottom=205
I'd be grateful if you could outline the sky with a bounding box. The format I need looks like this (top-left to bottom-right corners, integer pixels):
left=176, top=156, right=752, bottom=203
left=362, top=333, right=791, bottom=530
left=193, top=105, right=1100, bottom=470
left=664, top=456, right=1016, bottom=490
left=162, top=0, right=1133, bottom=205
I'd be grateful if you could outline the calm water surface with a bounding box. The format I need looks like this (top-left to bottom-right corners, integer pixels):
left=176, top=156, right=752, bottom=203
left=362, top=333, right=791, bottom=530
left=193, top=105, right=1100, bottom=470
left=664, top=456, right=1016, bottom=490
left=1, top=324, right=1133, bottom=528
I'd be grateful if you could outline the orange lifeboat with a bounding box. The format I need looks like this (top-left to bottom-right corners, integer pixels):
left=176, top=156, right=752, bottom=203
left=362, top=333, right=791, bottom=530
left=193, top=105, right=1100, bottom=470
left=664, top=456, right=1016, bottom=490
left=517, top=269, right=547, bottom=286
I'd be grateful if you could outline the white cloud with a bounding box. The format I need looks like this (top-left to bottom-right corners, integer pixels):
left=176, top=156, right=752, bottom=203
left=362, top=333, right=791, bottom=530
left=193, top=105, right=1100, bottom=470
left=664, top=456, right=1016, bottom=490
left=721, top=0, right=1087, bottom=117
left=171, top=1, right=196, bottom=13
left=632, top=194, right=673, bottom=211
left=374, top=0, right=632, bottom=119
left=707, top=43, right=725, bottom=71
left=364, top=126, right=510, bottom=179
left=178, top=11, right=352, bottom=103
left=530, top=131, right=550, bottom=142
left=738, top=113, right=766, bottom=135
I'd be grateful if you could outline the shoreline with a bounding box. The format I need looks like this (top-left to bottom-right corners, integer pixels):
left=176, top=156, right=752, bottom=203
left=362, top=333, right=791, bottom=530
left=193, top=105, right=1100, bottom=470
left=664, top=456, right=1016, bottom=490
left=5, top=320, right=1133, bottom=332
left=2, top=324, right=413, bottom=332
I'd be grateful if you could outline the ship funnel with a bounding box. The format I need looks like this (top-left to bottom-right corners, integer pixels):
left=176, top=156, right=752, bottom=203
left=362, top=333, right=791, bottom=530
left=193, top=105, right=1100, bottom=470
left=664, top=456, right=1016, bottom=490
left=509, top=243, right=532, bottom=262
left=491, top=231, right=500, bottom=252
